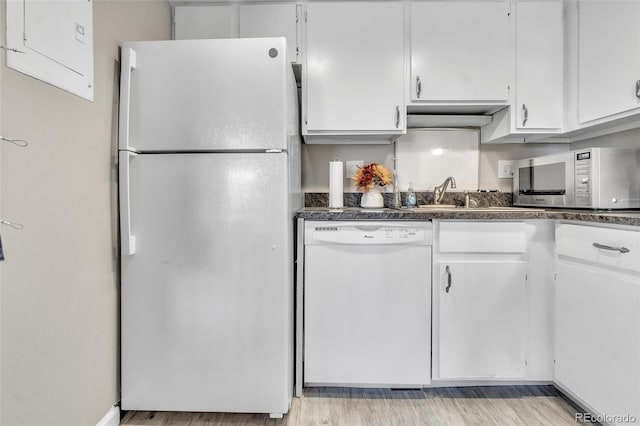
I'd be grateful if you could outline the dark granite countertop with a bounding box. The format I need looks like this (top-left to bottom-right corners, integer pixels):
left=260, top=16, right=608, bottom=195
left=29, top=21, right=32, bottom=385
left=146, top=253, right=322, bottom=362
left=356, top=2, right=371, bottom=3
left=296, top=207, right=640, bottom=227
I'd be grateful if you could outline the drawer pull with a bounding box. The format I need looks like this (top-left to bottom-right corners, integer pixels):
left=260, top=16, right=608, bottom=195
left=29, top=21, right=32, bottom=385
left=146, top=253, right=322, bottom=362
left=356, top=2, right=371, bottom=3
left=592, top=242, right=630, bottom=254
left=445, top=265, right=452, bottom=293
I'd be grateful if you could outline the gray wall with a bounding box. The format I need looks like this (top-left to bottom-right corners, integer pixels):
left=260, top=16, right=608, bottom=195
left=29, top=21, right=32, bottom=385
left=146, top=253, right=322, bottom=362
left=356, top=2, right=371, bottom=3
left=0, top=1, right=171, bottom=425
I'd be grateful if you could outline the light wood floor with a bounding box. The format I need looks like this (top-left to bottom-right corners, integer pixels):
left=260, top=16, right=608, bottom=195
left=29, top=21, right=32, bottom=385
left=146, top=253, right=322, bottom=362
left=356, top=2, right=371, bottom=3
left=121, top=385, right=590, bottom=425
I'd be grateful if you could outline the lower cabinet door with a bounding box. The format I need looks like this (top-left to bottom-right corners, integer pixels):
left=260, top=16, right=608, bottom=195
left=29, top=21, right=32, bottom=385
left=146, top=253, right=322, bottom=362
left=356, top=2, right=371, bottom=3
left=437, top=262, right=527, bottom=379
left=555, top=260, right=640, bottom=422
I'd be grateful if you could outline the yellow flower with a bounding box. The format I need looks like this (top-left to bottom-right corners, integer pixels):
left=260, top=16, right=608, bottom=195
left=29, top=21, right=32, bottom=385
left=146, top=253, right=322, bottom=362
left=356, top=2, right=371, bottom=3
left=352, top=163, right=393, bottom=192
left=373, top=164, right=393, bottom=186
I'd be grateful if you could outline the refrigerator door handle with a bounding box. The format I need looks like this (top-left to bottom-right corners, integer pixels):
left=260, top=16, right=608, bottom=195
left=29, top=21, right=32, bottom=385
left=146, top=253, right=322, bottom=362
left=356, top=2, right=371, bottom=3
left=119, top=47, right=137, bottom=151
left=119, top=151, right=137, bottom=255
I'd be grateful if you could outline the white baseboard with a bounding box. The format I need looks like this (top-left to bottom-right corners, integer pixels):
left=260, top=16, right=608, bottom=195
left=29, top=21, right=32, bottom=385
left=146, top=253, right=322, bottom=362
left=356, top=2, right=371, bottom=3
left=97, top=406, right=120, bottom=426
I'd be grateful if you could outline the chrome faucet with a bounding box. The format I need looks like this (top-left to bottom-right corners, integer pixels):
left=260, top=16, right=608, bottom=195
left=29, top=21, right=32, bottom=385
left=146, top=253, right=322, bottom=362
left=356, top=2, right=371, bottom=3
left=434, top=176, right=457, bottom=205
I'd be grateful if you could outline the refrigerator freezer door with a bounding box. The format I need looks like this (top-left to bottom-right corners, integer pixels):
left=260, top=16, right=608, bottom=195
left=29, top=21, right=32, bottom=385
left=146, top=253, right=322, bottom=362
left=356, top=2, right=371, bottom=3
left=120, top=38, right=288, bottom=152
left=121, top=153, right=292, bottom=414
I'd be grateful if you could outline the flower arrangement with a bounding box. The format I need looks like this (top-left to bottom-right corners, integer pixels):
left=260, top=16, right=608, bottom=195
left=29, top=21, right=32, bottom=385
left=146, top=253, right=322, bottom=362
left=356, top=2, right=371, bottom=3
left=352, top=163, right=393, bottom=192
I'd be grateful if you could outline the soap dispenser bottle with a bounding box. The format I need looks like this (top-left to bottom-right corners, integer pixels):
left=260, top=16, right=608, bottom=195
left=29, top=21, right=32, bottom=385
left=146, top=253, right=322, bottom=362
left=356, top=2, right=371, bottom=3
left=406, top=183, right=417, bottom=208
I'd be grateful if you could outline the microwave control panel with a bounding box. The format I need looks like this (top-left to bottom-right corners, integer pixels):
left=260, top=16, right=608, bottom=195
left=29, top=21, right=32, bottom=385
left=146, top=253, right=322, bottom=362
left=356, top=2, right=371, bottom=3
left=575, top=151, right=592, bottom=207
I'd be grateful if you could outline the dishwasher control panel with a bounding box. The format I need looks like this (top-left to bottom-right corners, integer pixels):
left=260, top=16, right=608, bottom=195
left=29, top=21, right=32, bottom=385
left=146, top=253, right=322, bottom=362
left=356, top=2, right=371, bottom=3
left=305, top=221, right=433, bottom=245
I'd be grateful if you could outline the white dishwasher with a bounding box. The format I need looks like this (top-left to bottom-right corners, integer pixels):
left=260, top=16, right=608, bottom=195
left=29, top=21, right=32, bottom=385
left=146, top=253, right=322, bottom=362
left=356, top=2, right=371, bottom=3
left=303, top=221, right=432, bottom=387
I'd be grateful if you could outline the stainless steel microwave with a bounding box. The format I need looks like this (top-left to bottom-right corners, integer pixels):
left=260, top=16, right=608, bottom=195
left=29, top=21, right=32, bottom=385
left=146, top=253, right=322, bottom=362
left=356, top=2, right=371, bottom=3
left=513, top=147, right=640, bottom=209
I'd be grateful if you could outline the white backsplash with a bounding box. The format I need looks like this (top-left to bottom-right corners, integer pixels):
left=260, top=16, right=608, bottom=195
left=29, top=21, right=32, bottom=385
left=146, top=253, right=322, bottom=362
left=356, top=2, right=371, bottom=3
left=395, top=129, right=479, bottom=192
left=302, top=130, right=568, bottom=193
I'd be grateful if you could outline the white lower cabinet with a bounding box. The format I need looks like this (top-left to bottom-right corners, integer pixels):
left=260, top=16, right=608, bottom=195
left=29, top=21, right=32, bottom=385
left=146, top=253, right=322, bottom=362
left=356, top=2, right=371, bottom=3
left=433, top=220, right=555, bottom=382
left=555, top=223, right=640, bottom=424
left=437, top=261, right=527, bottom=379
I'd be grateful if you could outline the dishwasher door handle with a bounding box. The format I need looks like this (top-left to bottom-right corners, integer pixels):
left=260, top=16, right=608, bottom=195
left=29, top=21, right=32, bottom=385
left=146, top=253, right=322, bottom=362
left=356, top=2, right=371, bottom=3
left=355, top=225, right=382, bottom=232
left=445, top=265, right=452, bottom=293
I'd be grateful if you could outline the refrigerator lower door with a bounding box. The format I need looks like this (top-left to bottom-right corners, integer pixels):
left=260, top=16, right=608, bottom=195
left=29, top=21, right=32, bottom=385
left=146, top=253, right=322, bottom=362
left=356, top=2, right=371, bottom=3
left=121, top=152, right=292, bottom=414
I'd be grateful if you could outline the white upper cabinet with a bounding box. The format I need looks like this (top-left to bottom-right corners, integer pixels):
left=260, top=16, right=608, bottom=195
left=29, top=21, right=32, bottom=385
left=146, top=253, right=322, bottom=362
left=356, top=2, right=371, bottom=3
left=578, top=1, right=640, bottom=124
left=482, top=1, right=564, bottom=143
left=410, top=1, right=510, bottom=105
left=303, top=2, right=405, bottom=136
left=515, top=2, right=563, bottom=130
left=239, top=4, right=301, bottom=64
left=174, top=5, right=237, bottom=40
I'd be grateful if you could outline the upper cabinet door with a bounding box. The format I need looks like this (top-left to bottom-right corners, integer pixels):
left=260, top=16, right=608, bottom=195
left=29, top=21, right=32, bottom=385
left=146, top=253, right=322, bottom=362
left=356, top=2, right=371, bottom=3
left=410, top=1, right=510, bottom=102
left=578, top=1, right=640, bottom=123
left=304, top=2, right=405, bottom=133
left=239, top=4, right=301, bottom=64
left=515, top=2, right=563, bottom=130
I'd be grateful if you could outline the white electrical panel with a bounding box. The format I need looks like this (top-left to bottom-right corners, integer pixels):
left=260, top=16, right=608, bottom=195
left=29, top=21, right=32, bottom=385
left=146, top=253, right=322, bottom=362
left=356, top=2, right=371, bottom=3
left=6, top=0, right=94, bottom=101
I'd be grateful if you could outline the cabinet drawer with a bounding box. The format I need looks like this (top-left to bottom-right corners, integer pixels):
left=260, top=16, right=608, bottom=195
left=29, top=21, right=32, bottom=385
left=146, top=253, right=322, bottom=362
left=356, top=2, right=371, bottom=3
left=438, top=222, right=526, bottom=253
left=556, top=224, right=640, bottom=273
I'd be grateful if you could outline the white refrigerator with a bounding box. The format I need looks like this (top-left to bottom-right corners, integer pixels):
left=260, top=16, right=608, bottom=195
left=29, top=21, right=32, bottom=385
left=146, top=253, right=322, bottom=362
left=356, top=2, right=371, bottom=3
left=118, top=38, right=300, bottom=417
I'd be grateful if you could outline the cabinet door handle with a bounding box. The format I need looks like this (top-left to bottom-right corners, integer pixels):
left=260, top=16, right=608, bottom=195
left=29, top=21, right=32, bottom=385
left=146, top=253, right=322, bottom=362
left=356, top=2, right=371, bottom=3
left=395, top=105, right=400, bottom=128
left=593, top=242, right=630, bottom=254
left=636, top=80, right=640, bottom=99
left=445, top=265, right=452, bottom=293
left=522, top=104, right=528, bottom=127
left=416, top=76, right=422, bottom=99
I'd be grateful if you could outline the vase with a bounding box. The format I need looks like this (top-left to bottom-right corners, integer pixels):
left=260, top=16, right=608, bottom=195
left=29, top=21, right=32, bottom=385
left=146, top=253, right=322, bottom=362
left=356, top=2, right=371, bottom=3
left=360, top=187, right=384, bottom=208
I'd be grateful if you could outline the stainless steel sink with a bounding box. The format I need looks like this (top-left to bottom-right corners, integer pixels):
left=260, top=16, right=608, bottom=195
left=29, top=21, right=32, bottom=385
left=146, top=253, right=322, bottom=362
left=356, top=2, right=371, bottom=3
left=414, top=204, right=457, bottom=209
